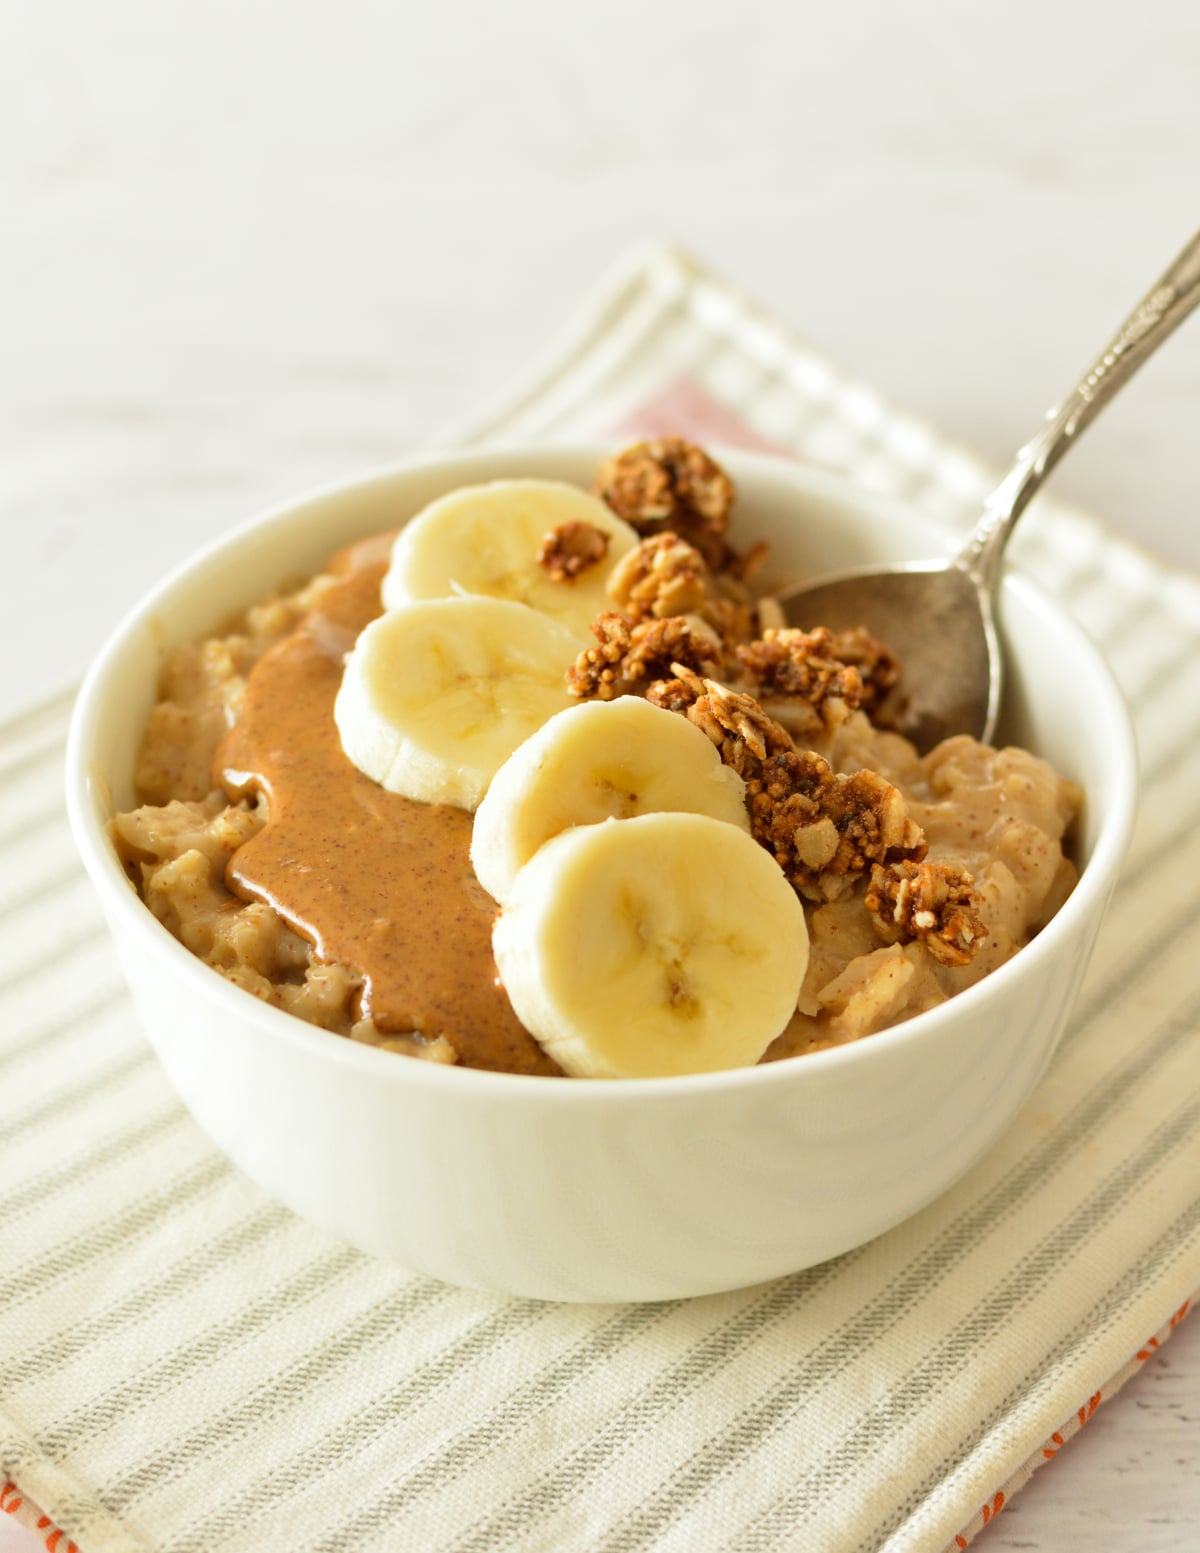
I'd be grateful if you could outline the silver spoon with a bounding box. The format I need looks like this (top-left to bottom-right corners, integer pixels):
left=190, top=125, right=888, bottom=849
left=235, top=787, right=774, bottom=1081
left=773, top=228, right=1200, bottom=753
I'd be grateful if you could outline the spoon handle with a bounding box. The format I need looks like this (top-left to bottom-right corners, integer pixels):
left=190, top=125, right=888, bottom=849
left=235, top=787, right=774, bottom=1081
left=960, top=227, right=1200, bottom=590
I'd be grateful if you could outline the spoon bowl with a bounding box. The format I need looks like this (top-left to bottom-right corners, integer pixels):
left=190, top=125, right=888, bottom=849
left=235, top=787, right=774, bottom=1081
left=777, top=558, right=996, bottom=752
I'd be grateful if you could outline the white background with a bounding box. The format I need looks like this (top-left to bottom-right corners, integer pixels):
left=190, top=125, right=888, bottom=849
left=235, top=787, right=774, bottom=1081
left=2, top=2, right=1198, bottom=1548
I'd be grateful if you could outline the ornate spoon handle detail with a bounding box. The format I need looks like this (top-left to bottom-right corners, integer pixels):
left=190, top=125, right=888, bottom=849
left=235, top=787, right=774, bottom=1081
left=962, top=228, right=1200, bottom=590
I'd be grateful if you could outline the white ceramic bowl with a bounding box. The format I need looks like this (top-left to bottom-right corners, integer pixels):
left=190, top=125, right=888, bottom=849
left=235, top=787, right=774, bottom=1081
left=66, top=447, right=1137, bottom=1303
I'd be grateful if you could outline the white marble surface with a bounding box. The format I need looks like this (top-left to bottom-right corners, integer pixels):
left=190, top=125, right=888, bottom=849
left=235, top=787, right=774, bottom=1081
left=2, top=2, right=1198, bottom=1548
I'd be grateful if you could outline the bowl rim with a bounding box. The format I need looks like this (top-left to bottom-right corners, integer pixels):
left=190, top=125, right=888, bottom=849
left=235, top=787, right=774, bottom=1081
left=65, top=444, right=1139, bottom=1103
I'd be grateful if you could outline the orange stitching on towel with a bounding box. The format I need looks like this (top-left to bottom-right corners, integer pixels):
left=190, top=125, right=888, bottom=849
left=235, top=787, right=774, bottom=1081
left=960, top=1489, right=1008, bottom=1539
left=0, top=1484, right=74, bottom=1552
left=1078, top=1391, right=1101, bottom=1428
left=1171, top=1299, right=1191, bottom=1327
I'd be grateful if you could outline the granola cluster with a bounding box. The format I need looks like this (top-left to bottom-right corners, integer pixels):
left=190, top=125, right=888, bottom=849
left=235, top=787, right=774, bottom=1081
left=594, top=436, right=735, bottom=569
left=865, top=859, right=988, bottom=967
left=735, top=627, right=869, bottom=740
left=566, top=614, right=722, bottom=701
left=606, top=533, right=710, bottom=621
left=750, top=755, right=927, bottom=904
left=649, top=672, right=927, bottom=902
left=647, top=669, right=793, bottom=776
left=569, top=537, right=892, bottom=746
left=536, top=520, right=610, bottom=581
left=817, top=626, right=901, bottom=715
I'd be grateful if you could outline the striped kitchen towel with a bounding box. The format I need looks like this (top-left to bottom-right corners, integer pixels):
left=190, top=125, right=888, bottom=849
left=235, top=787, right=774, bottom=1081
left=1, top=245, right=1198, bottom=1553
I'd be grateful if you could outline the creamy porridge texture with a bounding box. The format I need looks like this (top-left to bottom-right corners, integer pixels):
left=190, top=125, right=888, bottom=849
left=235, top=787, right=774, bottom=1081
left=113, top=441, right=1080, bottom=1076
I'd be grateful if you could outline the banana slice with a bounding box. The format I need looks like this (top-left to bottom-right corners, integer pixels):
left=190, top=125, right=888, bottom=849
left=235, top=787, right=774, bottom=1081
left=382, top=479, right=640, bottom=639
left=334, top=597, right=577, bottom=810
left=471, top=697, right=751, bottom=905
left=493, top=812, right=808, bottom=1078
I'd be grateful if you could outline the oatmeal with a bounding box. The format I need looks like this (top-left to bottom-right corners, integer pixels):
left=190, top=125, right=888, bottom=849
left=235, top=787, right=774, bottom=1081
left=115, top=535, right=557, bottom=1075
left=113, top=440, right=1081, bottom=1075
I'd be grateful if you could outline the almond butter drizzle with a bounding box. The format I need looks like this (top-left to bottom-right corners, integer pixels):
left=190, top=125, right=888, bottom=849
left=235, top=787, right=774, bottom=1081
left=214, top=536, right=563, bottom=1076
